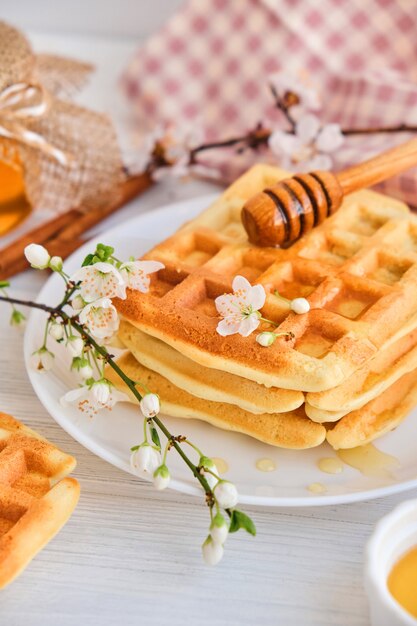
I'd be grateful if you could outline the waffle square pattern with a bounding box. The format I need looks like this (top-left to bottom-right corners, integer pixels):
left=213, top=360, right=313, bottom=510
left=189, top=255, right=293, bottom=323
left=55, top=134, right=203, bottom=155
left=0, top=412, right=79, bottom=588
left=114, top=165, right=417, bottom=450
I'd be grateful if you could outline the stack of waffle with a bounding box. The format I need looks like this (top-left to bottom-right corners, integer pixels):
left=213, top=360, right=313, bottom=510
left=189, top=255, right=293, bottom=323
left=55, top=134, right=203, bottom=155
left=109, top=164, right=417, bottom=450
left=0, top=412, right=79, bottom=588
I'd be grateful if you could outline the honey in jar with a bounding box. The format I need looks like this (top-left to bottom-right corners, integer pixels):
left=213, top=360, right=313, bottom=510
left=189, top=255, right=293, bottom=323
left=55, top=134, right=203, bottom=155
left=388, top=545, right=417, bottom=618
left=0, top=159, right=31, bottom=236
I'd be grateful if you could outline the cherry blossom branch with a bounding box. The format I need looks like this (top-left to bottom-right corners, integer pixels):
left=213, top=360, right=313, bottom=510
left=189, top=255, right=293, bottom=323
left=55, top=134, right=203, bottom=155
left=188, top=122, right=417, bottom=162
left=155, top=80, right=417, bottom=174
left=0, top=293, right=212, bottom=495
left=1, top=241, right=256, bottom=564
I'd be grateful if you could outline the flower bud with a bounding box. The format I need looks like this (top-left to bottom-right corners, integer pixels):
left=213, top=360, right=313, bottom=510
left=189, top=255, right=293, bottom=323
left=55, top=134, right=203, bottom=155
left=91, top=380, right=111, bottom=404
left=214, top=480, right=239, bottom=509
left=49, top=256, right=63, bottom=272
left=10, top=309, right=25, bottom=327
left=202, top=535, right=224, bottom=566
left=256, top=331, right=276, bottom=347
left=66, top=336, right=84, bottom=357
left=49, top=321, right=64, bottom=340
left=210, top=513, right=229, bottom=544
left=80, top=362, right=93, bottom=380
left=71, top=295, right=85, bottom=310
left=24, top=243, right=50, bottom=269
left=31, top=347, right=54, bottom=372
left=72, top=357, right=94, bottom=380
left=290, top=297, right=310, bottom=314
left=130, top=443, right=161, bottom=479
left=153, top=464, right=170, bottom=490
left=199, top=456, right=219, bottom=490
left=140, top=393, right=160, bottom=418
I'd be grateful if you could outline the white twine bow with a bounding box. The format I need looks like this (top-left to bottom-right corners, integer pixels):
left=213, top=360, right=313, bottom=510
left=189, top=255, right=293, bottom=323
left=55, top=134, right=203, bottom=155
left=0, top=82, right=69, bottom=165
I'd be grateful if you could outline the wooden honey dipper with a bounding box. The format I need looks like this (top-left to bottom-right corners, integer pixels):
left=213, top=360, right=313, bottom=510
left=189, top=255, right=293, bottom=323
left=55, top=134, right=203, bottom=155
left=241, top=137, right=417, bottom=247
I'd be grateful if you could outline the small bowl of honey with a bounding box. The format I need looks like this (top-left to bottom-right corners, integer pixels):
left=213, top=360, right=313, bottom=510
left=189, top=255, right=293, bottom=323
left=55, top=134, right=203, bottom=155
left=365, top=499, right=417, bottom=625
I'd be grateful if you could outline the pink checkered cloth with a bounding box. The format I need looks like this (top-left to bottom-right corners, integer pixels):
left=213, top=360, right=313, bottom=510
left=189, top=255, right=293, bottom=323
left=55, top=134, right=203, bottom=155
left=121, top=0, right=417, bottom=206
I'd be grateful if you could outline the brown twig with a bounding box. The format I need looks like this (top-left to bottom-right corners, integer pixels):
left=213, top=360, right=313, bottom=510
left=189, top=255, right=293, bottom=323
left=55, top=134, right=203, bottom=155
left=189, top=123, right=417, bottom=163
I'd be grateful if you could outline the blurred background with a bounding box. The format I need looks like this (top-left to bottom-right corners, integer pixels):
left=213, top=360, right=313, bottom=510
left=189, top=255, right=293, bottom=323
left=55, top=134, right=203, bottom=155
left=1, top=0, right=183, bottom=37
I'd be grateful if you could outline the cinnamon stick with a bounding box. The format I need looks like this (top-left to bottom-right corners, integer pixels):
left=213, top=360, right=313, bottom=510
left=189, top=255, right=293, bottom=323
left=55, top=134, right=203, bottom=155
left=0, top=173, right=152, bottom=279
left=0, top=237, right=84, bottom=278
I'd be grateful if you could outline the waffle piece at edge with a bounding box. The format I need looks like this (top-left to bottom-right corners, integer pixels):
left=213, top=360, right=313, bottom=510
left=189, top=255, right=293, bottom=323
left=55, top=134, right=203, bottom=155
left=306, top=319, right=417, bottom=422
left=115, top=164, right=417, bottom=392
left=118, top=320, right=304, bottom=414
left=326, top=368, right=417, bottom=449
left=105, top=352, right=326, bottom=449
left=0, top=412, right=80, bottom=589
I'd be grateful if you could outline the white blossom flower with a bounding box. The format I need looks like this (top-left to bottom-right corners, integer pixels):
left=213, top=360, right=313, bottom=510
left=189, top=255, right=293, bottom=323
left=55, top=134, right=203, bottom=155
left=24, top=243, right=50, bottom=269
left=268, top=114, right=344, bottom=172
left=79, top=297, right=119, bottom=340
left=290, top=297, right=310, bottom=314
left=31, top=347, right=55, bottom=372
left=151, top=123, right=205, bottom=181
left=61, top=383, right=129, bottom=418
left=66, top=336, right=84, bottom=357
left=49, top=256, right=63, bottom=272
left=139, top=393, right=160, bottom=418
left=214, top=480, right=239, bottom=509
left=119, top=260, right=164, bottom=293
left=163, top=124, right=205, bottom=166
left=153, top=464, right=170, bottom=490
left=202, top=535, right=224, bottom=566
left=256, top=331, right=277, bottom=347
left=151, top=157, right=191, bottom=182
left=210, top=513, right=229, bottom=544
left=134, top=125, right=166, bottom=172
left=130, top=443, right=162, bottom=479
left=70, top=262, right=126, bottom=303
left=49, top=321, right=64, bottom=340
left=72, top=357, right=93, bottom=380
left=91, top=379, right=111, bottom=404
left=269, top=71, right=321, bottom=118
left=71, top=295, right=85, bottom=310
left=215, top=275, right=266, bottom=337
left=199, top=456, right=219, bottom=490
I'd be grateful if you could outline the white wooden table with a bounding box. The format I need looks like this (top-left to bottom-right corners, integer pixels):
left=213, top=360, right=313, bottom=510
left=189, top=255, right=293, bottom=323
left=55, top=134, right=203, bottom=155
left=1, top=20, right=417, bottom=626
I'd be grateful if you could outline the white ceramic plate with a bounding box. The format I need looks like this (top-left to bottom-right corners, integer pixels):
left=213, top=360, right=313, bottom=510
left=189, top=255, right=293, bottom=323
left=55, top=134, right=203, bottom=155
left=24, top=195, right=417, bottom=506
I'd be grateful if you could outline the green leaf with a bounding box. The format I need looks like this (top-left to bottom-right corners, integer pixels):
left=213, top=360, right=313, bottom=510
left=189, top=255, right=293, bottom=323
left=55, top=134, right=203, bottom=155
left=0, top=280, right=10, bottom=288
left=96, top=243, right=114, bottom=260
left=82, top=244, right=115, bottom=267
left=150, top=426, right=161, bottom=449
left=228, top=510, right=256, bottom=536
left=130, top=445, right=140, bottom=452
left=81, top=253, right=94, bottom=267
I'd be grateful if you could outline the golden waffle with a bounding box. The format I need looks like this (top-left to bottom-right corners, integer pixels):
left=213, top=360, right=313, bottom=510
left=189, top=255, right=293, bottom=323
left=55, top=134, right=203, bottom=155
left=306, top=321, right=417, bottom=422
left=118, top=320, right=304, bottom=414
left=115, top=164, right=417, bottom=392
left=105, top=352, right=326, bottom=449
left=326, top=368, right=417, bottom=449
left=0, top=412, right=79, bottom=589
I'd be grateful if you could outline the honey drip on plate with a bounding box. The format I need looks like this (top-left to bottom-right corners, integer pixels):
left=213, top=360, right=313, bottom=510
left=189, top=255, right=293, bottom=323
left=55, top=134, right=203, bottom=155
left=308, top=482, right=327, bottom=494
left=212, top=457, right=229, bottom=474
left=255, top=458, right=276, bottom=472
left=336, top=443, right=400, bottom=478
left=317, top=457, right=344, bottom=475
left=388, top=545, right=417, bottom=618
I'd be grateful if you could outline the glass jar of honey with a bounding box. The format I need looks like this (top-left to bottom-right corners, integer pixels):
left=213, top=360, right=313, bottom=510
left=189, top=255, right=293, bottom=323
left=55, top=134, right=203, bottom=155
left=366, top=499, right=417, bottom=626
left=388, top=546, right=417, bottom=619
left=0, top=158, right=31, bottom=236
